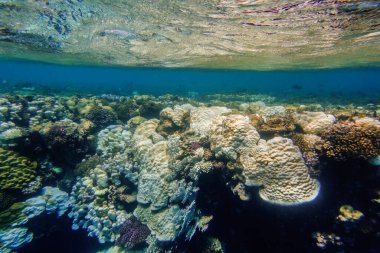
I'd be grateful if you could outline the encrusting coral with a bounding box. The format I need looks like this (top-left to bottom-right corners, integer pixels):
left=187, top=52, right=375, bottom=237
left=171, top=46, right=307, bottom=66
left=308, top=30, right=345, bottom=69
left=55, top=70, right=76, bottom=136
left=322, top=121, right=380, bottom=161
left=336, top=205, right=364, bottom=222
left=0, top=148, right=37, bottom=191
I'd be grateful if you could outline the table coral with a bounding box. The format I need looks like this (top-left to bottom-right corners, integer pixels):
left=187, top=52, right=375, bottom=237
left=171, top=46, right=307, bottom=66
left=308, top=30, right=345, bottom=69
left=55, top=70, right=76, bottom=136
left=0, top=148, right=37, bottom=191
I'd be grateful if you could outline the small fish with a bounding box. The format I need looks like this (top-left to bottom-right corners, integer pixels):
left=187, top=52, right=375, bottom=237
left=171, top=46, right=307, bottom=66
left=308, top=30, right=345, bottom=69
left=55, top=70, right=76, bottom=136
left=291, top=84, right=303, bottom=90
left=99, top=29, right=136, bottom=39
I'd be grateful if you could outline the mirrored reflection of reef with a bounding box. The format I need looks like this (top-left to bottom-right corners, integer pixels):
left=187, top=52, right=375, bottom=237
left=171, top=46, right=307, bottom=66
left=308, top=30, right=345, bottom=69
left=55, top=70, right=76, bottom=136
left=0, top=0, right=380, bottom=69
left=0, top=91, right=379, bottom=253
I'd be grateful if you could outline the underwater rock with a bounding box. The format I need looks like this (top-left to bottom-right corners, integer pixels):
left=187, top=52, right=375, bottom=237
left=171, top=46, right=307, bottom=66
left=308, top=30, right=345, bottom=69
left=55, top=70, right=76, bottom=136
left=0, top=148, right=37, bottom=191
left=297, top=111, right=336, bottom=134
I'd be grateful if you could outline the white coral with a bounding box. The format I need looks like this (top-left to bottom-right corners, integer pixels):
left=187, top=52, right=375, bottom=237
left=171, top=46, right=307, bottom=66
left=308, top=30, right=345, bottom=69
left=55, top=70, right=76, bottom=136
left=242, top=137, right=320, bottom=205
left=297, top=111, right=335, bottom=134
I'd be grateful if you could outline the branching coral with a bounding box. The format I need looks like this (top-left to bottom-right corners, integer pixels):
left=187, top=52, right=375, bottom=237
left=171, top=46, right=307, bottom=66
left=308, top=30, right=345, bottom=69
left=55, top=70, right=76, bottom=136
left=322, top=121, right=380, bottom=161
left=0, top=148, right=37, bottom=191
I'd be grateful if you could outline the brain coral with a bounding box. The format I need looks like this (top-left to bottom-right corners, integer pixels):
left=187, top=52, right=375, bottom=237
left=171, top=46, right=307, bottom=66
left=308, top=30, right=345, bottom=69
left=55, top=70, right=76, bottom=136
left=0, top=148, right=37, bottom=191
left=322, top=121, right=380, bottom=161
left=241, top=137, right=320, bottom=205
left=244, top=137, right=319, bottom=204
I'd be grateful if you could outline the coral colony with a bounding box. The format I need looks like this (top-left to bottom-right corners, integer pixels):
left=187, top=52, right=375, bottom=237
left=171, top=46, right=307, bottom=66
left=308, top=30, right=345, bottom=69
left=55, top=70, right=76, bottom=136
left=0, top=93, right=379, bottom=252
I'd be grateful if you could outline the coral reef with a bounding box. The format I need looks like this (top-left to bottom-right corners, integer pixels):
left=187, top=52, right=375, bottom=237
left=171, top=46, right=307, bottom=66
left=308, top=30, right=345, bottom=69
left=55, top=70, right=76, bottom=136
left=0, top=148, right=37, bottom=191
left=116, top=216, right=150, bottom=249
left=208, top=113, right=319, bottom=205
left=0, top=92, right=378, bottom=252
left=189, top=106, right=231, bottom=137
left=322, top=121, right=380, bottom=161
left=111, top=96, right=164, bottom=122
left=69, top=151, right=135, bottom=243
left=0, top=187, right=70, bottom=251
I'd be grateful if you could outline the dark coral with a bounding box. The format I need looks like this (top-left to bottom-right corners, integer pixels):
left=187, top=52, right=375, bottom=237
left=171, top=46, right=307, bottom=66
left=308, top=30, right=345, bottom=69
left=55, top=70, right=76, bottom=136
left=322, top=121, right=380, bottom=161
left=112, top=96, right=163, bottom=122
left=74, top=154, right=102, bottom=177
left=292, top=133, right=323, bottom=177
left=85, top=106, right=117, bottom=130
left=43, top=121, right=90, bottom=166
left=250, top=112, right=296, bottom=137
left=116, top=216, right=150, bottom=249
left=0, top=191, right=16, bottom=212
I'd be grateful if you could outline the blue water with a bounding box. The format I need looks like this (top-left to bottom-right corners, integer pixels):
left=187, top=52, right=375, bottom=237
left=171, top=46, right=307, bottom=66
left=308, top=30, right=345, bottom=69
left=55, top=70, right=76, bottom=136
left=1, top=60, right=379, bottom=99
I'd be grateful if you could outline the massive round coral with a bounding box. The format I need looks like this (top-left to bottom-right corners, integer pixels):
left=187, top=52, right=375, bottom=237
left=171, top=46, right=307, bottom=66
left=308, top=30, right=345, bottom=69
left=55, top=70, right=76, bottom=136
left=40, top=120, right=91, bottom=166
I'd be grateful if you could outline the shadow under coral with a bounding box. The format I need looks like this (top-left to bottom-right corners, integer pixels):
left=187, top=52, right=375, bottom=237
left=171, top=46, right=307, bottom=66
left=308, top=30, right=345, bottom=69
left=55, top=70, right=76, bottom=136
left=184, top=160, right=380, bottom=253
